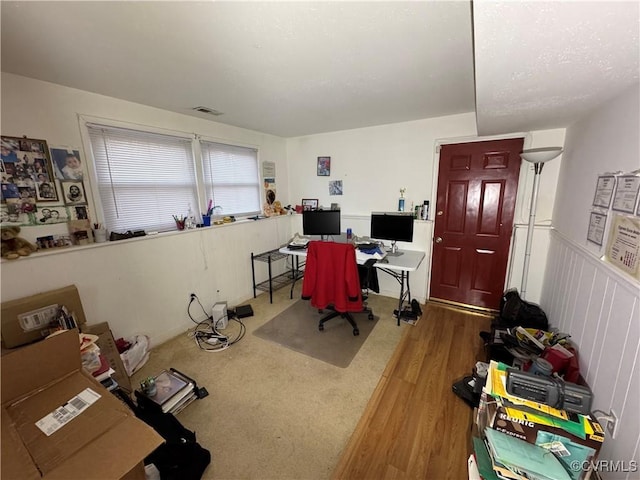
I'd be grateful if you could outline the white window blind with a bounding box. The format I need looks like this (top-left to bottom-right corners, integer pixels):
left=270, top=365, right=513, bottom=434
left=87, top=124, right=198, bottom=233
left=200, top=141, right=260, bottom=217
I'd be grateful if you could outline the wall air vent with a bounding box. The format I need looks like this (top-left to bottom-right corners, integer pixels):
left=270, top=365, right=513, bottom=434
left=192, top=106, right=224, bottom=116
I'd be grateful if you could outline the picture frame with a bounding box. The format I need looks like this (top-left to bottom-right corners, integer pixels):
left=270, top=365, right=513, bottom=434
left=302, top=198, right=318, bottom=211
left=317, top=156, right=331, bottom=176
left=1, top=135, right=59, bottom=202
left=50, top=147, right=84, bottom=181
left=61, top=180, right=87, bottom=205
left=329, top=180, right=343, bottom=196
left=35, top=205, right=70, bottom=225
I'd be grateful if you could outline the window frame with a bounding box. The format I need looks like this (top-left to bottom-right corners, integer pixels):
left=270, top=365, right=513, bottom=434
left=199, top=137, right=262, bottom=219
left=79, top=116, right=263, bottom=233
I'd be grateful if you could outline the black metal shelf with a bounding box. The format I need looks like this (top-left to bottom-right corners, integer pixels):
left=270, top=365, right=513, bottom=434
left=255, top=271, right=303, bottom=293
left=251, top=248, right=301, bottom=303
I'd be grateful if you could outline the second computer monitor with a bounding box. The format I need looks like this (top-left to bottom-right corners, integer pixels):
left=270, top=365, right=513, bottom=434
left=303, top=209, right=341, bottom=238
left=370, top=212, right=414, bottom=255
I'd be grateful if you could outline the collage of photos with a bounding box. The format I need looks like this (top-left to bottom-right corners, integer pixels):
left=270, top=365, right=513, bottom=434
left=1, top=136, right=58, bottom=225
left=1, top=135, right=92, bottom=249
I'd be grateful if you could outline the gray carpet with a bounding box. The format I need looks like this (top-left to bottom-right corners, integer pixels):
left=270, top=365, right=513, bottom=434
left=253, top=299, right=378, bottom=368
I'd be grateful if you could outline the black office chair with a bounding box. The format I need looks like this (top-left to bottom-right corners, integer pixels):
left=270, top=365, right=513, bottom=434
left=301, top=241, right=374, bottom=336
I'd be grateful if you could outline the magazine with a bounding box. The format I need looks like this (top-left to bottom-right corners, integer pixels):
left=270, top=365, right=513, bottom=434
left=148, top=370, right=189, bottom=406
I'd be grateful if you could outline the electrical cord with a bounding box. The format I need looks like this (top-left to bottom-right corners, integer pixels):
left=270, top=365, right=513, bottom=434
left=186, top=294, right=247, bottom=352
left=591, top=409, right=615, bottom=426
left=187, top=294, right=210, bottom=325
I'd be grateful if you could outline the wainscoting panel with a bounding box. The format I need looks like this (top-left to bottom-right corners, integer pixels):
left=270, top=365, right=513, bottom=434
left=541, top=230, right=639, bottom=477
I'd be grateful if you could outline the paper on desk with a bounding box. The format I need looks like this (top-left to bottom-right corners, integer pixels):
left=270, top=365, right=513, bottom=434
left=356, top=250, right=386, bottom=262
left=288, top=234, right=310, bottom=246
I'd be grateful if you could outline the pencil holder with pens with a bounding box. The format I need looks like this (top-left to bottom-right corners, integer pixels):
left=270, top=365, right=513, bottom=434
left=92, top=224, right=107, bottom=243
left=173, top=215, right=186, bottom=230
left=202, top=215, right=211, bottom=227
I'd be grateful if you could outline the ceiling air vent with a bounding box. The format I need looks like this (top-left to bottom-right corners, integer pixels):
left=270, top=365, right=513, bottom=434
left=192, top=106, right=224, bottom=116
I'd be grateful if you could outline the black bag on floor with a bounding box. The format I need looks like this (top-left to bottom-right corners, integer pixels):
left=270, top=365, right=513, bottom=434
left=146, top=436, right=211, bottom=480
left=498, top=288, right=548, bottom=330
left=115, top=390, right=211, bottom=480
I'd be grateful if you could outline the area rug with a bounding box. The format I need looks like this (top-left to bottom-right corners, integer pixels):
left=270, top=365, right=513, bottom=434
left=253, top=300, right=379, bottom=368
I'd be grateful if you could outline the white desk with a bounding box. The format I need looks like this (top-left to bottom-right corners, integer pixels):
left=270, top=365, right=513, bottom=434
left=279, top=245, right=425, bottom=326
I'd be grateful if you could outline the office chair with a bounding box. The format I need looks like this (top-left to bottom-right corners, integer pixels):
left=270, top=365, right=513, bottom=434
left=301, top=241, right=374, bottom=336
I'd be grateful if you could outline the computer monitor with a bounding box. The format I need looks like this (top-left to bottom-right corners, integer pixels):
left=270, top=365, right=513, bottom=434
left=370, top=212, right=414, bottom=256
left=302, top=209, right=341, bottom=239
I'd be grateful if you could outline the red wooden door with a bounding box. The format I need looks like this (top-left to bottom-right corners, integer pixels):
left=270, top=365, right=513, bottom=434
left=430, top=138, right=523, bottom=310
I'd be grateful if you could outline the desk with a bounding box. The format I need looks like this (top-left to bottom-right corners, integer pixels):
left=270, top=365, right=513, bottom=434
left=279, top=245, right=425, bottom=326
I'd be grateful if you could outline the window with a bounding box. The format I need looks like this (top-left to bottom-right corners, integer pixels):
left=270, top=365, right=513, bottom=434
left=200, top=140, right=261, bottom=217
left=87, top=122, right=262, bottom=233
left=87, top=124, right=198, bottom=233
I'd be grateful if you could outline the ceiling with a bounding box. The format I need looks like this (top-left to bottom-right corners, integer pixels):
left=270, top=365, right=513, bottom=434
left=1, top=1, right=638, bottom=138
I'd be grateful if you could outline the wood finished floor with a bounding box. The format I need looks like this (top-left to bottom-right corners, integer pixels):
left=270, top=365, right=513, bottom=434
left=332, top=303, right=492, bottom=479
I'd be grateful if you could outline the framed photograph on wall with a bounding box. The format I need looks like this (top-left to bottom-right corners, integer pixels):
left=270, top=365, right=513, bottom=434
left=302, top=198, right=318, bottom=211
left=50, top=147, right=84, bottom=180
left=61, top=180, right=87, bottom=205
left=1, top=135, right=58, bottom=202
left=317, top=156, right=330, bottom=176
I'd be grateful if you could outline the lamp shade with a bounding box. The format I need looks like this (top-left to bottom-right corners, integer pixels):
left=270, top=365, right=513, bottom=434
left=520, top=147, right=563, bottom=163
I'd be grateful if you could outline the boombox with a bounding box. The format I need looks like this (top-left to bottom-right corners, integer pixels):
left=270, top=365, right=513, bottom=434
left=506, top=368, right=593, bottom=415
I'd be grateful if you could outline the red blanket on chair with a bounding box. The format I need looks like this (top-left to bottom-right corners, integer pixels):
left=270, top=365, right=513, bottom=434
left=301, top=241, right=363, bottom=312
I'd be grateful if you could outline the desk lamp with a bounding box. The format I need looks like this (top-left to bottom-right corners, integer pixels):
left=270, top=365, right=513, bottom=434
left=519, top=147, right=563, bottom=300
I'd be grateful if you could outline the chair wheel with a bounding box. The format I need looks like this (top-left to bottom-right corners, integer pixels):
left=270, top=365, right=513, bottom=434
left=353, top=328, right=359, bottom=336
left=319, top=324, right=324, bottom=331
left=368, top=313, right=374, bottom=321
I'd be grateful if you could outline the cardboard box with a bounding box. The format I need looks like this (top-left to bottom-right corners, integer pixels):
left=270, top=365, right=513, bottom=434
left=81, top=322, right=132, bottom=393
left=1, top=285, right=87, bottom=349
left=1, top=330, right=163, bottom=479
left=480, top=393, right=604, bottom=480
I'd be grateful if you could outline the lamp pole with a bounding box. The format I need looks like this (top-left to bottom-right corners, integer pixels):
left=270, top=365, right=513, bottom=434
left=521, top=161, right=544, bottom=300
left=519, top=147, right=563, bottom=300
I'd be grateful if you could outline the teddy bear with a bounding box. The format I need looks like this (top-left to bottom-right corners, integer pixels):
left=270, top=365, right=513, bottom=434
left=1, top=226, right=37, bottom=260
left=272, top=200, right=285, bottom=215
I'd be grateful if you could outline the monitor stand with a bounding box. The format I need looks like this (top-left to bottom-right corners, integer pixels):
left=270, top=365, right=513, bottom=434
left=386, top=241, right=404, bottom=256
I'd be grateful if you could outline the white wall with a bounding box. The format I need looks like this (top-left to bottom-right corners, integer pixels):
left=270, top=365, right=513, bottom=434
left=553, top=83, right=640, bottom=245
left=287, top=119, right=565, bottom=303
left=541, top=83, right=640, bottom=478
left=1, top=73, right=292, bottom=346
left=286, top=115, right=478, bottom=304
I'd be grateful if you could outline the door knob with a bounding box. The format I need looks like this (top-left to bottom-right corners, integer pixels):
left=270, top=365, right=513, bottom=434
left=437, top=210, right=443, bottom=216
left=435, top=237, right=442, bottom=243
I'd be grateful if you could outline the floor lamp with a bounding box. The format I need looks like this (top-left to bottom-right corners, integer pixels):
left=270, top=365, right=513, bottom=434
left=519, top=147, right=563, bottom=300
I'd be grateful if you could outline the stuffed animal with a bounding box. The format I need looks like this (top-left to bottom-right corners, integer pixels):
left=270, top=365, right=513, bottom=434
left=272, top=201, right=285, bottom=215
left=1, top=226, right=37, bottom=260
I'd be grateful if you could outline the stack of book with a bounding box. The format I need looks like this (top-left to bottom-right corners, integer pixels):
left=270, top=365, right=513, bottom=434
left=472, top=430, right=571, bottom=480
left=138, top=369, right=196, bottom=415
left=92, top=354, right=118, bottom=391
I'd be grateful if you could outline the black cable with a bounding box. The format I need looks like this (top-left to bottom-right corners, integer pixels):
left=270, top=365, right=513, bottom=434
left=188, top=294, right=248, bottom=351
left=226, top=317, right=246, bottom=345
left=187, top=296, right=210, bottom=325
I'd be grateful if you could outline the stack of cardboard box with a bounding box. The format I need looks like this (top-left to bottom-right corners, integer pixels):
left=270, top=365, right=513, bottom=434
left=473, top=361, right=604, bottom=480
left=1, top=285, right=162, bottom=479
